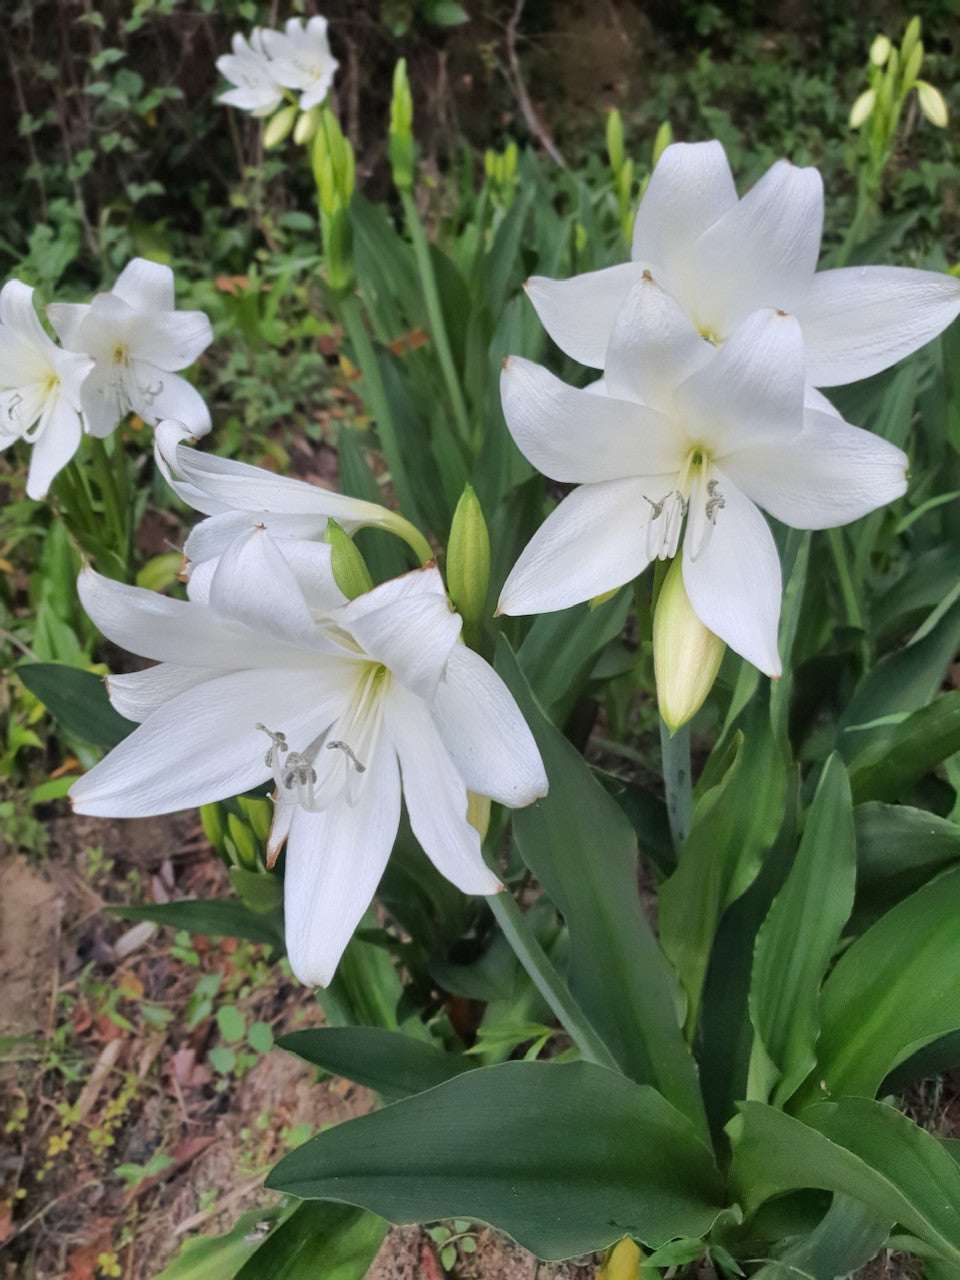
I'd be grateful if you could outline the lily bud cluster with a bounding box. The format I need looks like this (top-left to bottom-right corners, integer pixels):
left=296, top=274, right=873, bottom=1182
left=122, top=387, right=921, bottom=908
left=0, top=259, right=212, bottom=498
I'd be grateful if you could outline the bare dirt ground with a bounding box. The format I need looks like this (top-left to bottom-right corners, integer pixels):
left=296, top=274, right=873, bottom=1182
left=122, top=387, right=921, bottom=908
left=0, top=814, right=598, bottom=1280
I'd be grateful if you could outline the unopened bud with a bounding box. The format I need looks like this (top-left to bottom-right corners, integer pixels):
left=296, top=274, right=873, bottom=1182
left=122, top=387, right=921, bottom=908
left=467, top=791, right=491, bottom=842
left=238, top=795, right=272, bottom=843
left=227, top=812, right=259, bottom=871
left=264, top=104, right=298, bottom=149
left=200, top=801, right=226, bottom=854
left=312, top=106, right=355, bottom=214
left=606, top=109, right=625, bottom=175
left=850, top=88, right=877, bottom=129
left=599, top=1239, right=644, bottom=1280
left=446, top=484, right=490, bottom=647
left=325, top=520, right=373, bottom=600
left=916, top=80, right=948, bottom=126
left=652, top=120, right=673, bottom=166
left=901, top=15, right=922, bottom=62
left=869, top=33, right=892, bottom=67
left=653, top=555, right=725, bottom=732
left=902, top=39, right=924, bottom=89
left=389, top=58, right=415, bottom=191
left=294, top=104, right=321, bottom=145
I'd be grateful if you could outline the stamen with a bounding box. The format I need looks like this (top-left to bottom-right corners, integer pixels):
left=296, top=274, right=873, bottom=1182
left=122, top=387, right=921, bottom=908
left=327, top=740, right=366, bottom=773
left=280, top=752, right=318, bottom=791
left=6, top=391, right=23, bottom=423
left=256, top=722, right=288, bottom=769
left=705, top=478, right=726, bottom=523
left=137, top=379, right=165, bottom=406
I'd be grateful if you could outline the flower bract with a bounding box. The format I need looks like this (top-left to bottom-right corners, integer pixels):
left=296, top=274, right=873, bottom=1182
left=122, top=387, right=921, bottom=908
left=70, top=533, right=547, bottom=986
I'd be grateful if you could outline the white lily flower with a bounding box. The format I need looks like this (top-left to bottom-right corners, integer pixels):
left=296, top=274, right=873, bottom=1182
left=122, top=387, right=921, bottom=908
left=527, top=140, right=960, bottom=388
left=69, top=532, right=547, bottom=986
left=0, top=280, right=93, bottom=498
left=154, top=420, right=432, bottom=575
left=498, top=277, right=909, bottom=675
left=260, top=17, right=338, bottom=112
left=216, top=29, right=285, bottom=117
left=48, top=258, right=213, bottom=440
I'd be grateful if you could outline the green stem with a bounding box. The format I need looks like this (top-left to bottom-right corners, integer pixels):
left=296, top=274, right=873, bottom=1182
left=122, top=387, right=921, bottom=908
left=399, top=189, right=471, bottom=448
left=88, top=436, right=132, bottom=579
left=660, top=717, right=692, bottom=852
left=486, top=890, right=620, bottom=1072
left=336, top=291, right=423, bottom=529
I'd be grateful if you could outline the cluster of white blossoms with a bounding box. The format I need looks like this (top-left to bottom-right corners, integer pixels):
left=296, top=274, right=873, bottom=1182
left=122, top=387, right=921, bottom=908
left=70, top=515, right=547, bottom=987
left=498, top=141, right=960, bottom=675
left=0, top=259, right=212, bottom=498
left=216, top=17, right=338, bottom=116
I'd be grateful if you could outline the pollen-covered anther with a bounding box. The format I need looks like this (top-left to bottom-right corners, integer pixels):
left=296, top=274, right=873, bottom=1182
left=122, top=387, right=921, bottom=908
left=280, top=753, right=317, bottom=791
left=327, top=740, right=366, bottom=773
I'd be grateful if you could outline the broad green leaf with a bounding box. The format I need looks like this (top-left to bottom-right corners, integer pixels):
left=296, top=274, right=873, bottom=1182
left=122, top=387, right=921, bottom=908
left=794, top=864, right=960, bottom=1105
left=277, top=1027, right=473, bottom=1101
left=660, top=687, right=786, bottom=1037
left=732, top=1099, right=960, bottom=1267
left=495, top=640, right=706, bottom=1137
left=882, top=1028, right=960, bottom=1094
left=848, top=691, right=960, bottom=802
left=872, top=545, right=960, bottom=649
left=155, top=1205, right=291, bottom=1279
left=109, top=898, right=282, bottom=947
left=517, top=590, right=631, bottom=721
left=266, top=1061, right=724, bottom=1261
left=315, top=912, right=407, bottom=1033
left=852, top=803, right=960, bottom=929
left=17, top=662, right=136, bottom=748
left=751, top=1195, right=892, bottom=1280
left=749, top=756, right=856, bottom=1106
left=234, top=1200, right=387, bottom=1280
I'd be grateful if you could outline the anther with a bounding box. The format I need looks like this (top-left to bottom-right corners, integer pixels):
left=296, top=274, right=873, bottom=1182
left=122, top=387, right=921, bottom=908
left=280, top=753, right=317, bottom=790
left=256, top=723, right=288, bottom=769
left=327, top=740, right=366, bottom=773
left=705, top=479, right=725, bottom=523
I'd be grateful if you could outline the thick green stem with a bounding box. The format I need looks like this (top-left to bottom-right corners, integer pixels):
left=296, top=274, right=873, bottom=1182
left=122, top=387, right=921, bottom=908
left=660, top=717, right=692, bottom=852
left=486, top=890, right=620, bottom=1072
left=336, top=292, right=423, bottom=529
left=88, top=436, right=131, bottom=577
left=399, top=189, right=472, bottom=448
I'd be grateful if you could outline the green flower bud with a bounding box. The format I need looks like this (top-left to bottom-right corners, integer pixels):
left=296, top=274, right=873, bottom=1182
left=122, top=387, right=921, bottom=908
left=900, top=15, right=922, bottom=63
left=606, top=108, right=625, bottom=175
left=294, top=104, right=321, bottom=145
left=850, top=88, right=877, bottom=128
left=902, top=39, right=924, bottom=89
left=264, top=104, right=298, bottom=149
left=238, top=795, right=272, bottom=843
left=916, top=80, right=949, bottom=127
left=653, top=555, right=725, bottom=732
left=869, top=33, right=892, bottom=67
left=325, top=519, right=373, bottom=600
left=446, top=484, right=490, bottom=647
left=226, top=811, right=260, bottom=871
left=652, top=119, right=673, bottom=166
left=200, top=801, right=226, bottom=854
left=389, top=58, right=415, bottom=191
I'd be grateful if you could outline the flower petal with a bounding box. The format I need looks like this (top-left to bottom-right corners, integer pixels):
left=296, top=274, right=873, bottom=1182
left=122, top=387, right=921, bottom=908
left=604, top=275, right=714, bottom=411
left=386, top=683, right=501, bottom=894
left=25, top=396, right=82, bottom=498
left=501, top=356, right=681, bottom=482
left=675, top=309, right=806, bottom=457
left=106, top=663, right=215, bottom=721
left=432, top=644, right=547, bottom=806
left=681, top=471, right=782, bottom=677
left=688, top=160, right=823, bottom=337
left=0, top=280, right=52, bottom=350
left=79, top=363, right=127, bottom=439
left=110, top=258, right=175, bottom=313
left=631, top=140, right=738, bottom=292
left=47, top=301, right=90, bottom=351
left=70, top=668, right=332, bottom=817
left=721, top=408, right=908, bottom=529
left=337, top=568, right=462, bottom=700
left=498, top=476, right=661, bottom=615
left=127, top=309, right=213, bottom=372
left=524, top=262, right=647, bottom=368
left=283, top=736, right=401, bottom=987
left=795, top=266, right=960, bottom=387
left=149, top=372, right=211, bottom=437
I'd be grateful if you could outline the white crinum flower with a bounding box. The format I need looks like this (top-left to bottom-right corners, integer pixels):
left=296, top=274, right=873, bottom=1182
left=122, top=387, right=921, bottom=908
left=216, top=29, right=285, bottom=116
left=260, top=17, right=338, bottom=112
left=154, top=420, right=431, bottom=581
left=48, top=259, right=213, bottom=440
left=69, top=532, right=547, bottom=986
left=527, top=140, right=960, bottom=388
left=0, top=281, right=93, bottom=499
left=498, top=277, right=909, bottom=676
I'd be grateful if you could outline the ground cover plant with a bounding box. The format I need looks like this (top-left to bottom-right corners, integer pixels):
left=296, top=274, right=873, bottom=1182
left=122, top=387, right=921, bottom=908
left=2, top=3, right=960, bottom=1278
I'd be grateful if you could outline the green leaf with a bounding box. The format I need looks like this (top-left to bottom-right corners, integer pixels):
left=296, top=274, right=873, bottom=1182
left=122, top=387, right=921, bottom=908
left=848, top=691, right=960, bottom=803
left=155, top=1205, right=290, bottom=1279
left=852, top=803, right=960, bottom=929
left=795, top=864, right=960, bottom=1104
left=750, top=1195, right=891, bottom=1280
left=660, top=687, right=787, bottom=1037
left=217, top=1005, right=246, bottom=1044
left=495, top=640, right=706, bottom=1138
left=517, top=591, right=631, bottom=722
left=108, top=899, right=282, bottom=947
left=748, top=755, right=856, bottom=1105
left=16, top=662, right=136, bottom=748
left=732, top=1099, right=960, bottom=1267
left=266, top=1061, right=723, bottom=1261
left=248, top=1021, right=274, bottom=1054
left=277, top=1027, right=474, bottom=1101
left=234, top=1200, right=387, bottom=1280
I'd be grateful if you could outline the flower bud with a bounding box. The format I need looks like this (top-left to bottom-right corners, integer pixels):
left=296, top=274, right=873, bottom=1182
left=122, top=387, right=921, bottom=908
left=467, top=791, right=491, bottom=842
left=311, top=107, right=356, bottom=293
left=606, top=109, right=625, bottom=175
left=389, top=58, right=415, bottom=192
left=325, top=519, right=373, bottom=600
left=900, top=15, right=922, bottom=63
left=916, top=80, right=948, bottom=126
left=200, top=801, right=226, bottom=854
left=238, top=795, right=272, bottom=844
left=294, top=104, right=321, bottom=145
left=227, top=811, right=261, bottom=870
left=653, top=555, right=725, bottom=732
left=849, top=88, right=877, bottom=128
left=902, top=39, right=923, bottom=89
left=264, top=104, right=298, bottom=149
left=446, top=483, right=490, bottom=647
left=599, top=1239, right=644, bottom=1280
left=652, top=120, right=673, bottom=166
left=869, top=33, right=892, bottom=67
